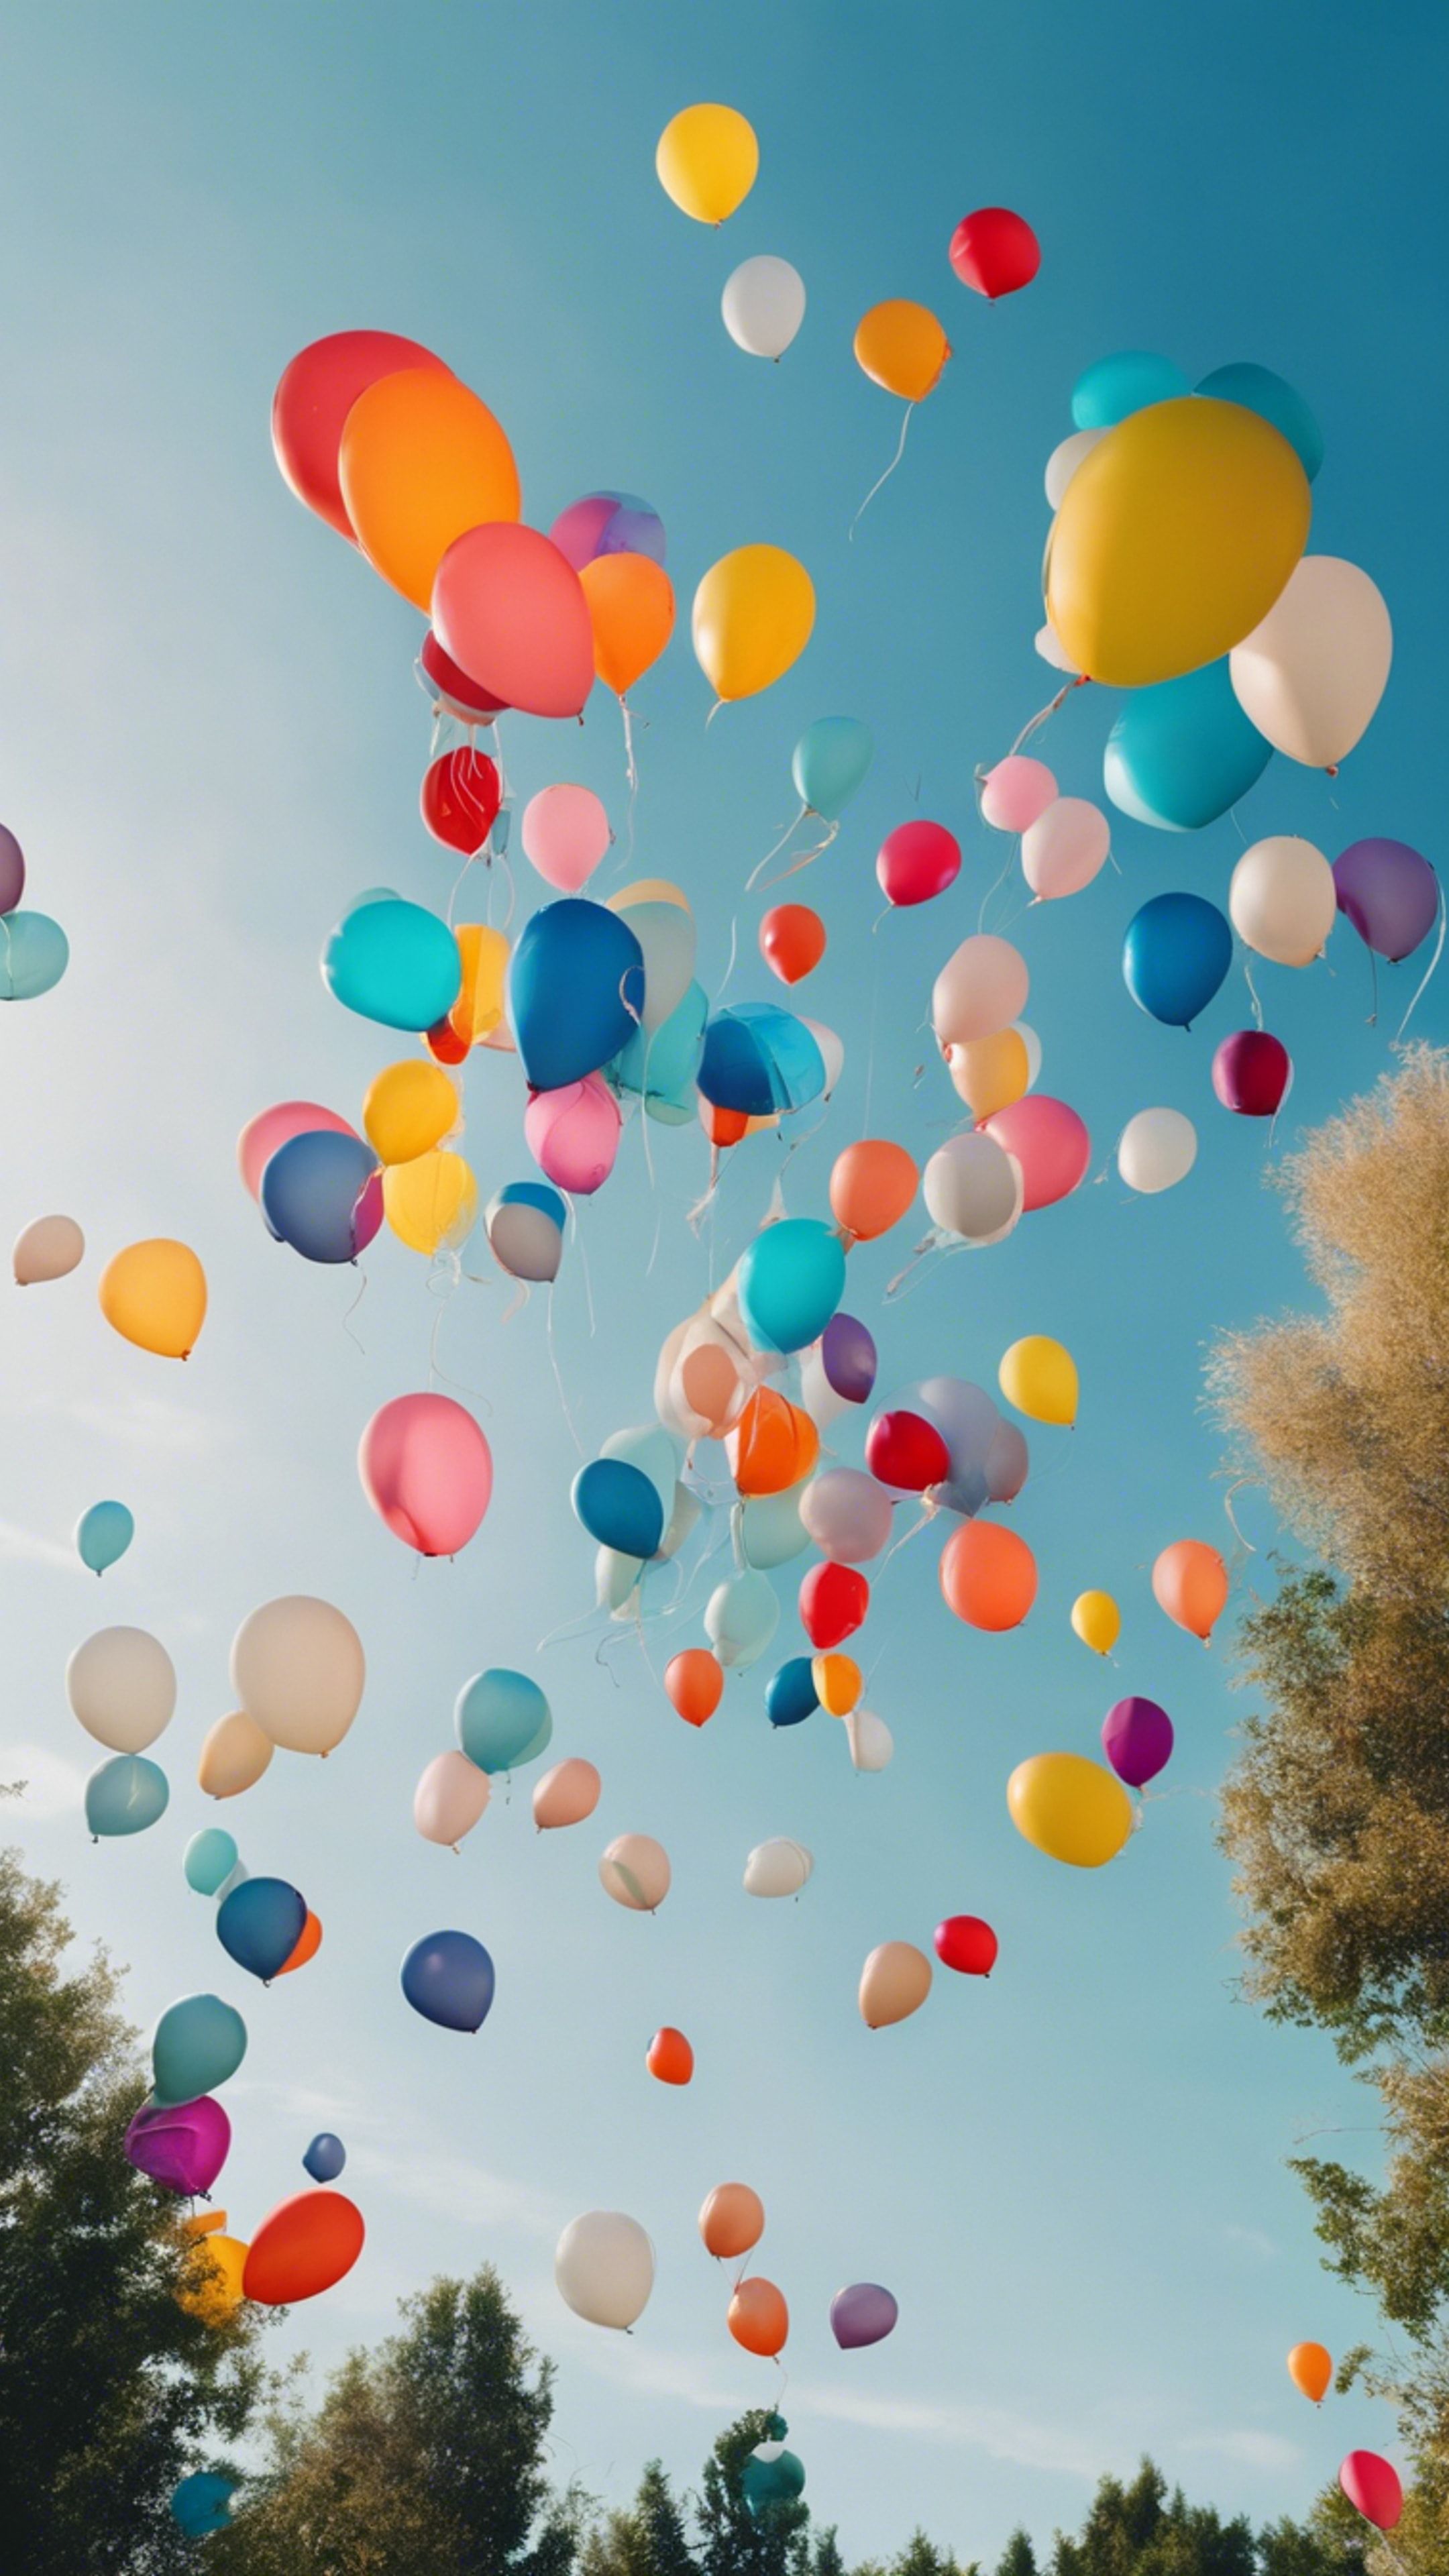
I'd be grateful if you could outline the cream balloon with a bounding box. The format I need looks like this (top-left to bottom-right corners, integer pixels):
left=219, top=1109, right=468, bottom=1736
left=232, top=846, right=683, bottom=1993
left=554, top=2210, right=655, bottom=2330
left=230, top=1597, right=364, bottom=1756
left=1228, top=835, right=1337, bottom=967
left=413, top=1750, right=490, bottom=1847
left=599, top=1833, right=671, bottom=1912
left=800, top=1017, right=844, bottom=1097
left=1117, top=1108, right=1197, bottom=1195
left=859, top=1941, right=932, bottom=2028
left=1022, top=797, right=1111, bottom=901
left=923, top=1132, right=1024, bottom=1246
left=66, top=1626, right=176, bottom=1753
left=532, top=1758, right=601, bottom=1830
left=596, top=1546, right=643, bottom=1619
left=722, top=255, right=806, bottom=358
left=1229, top=557, right=1392, bottom=769
left=845, top=1707, right=894, bottom=1772
left=743, top=1837, right=813, bottom=1898
left=1036, top=621, right=1081, bottom=674
left=197, top=1710, right=274, bottom=1799
left=1044, top=427, right=1104, bottom=510
left=931, top=935, right=1029, bottom=1048
left=13, top=1214, right=85, bottom=1285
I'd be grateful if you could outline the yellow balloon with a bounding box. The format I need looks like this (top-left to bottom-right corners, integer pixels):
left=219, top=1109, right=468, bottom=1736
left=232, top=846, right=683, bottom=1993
left=383, top=1150, right=478, bottom=1255
left=451, top=924, right=508, bottom=1045
left=853, top=301, right=951, bottom=403
left=812, top=1652, right=863, bottom=1717
left=363, top=1060, right=459, bottom=1167
left=608, top=879, right=691, bottom=914
left=1071, top=1590, right=1121, bottom=1656
left=99, top=1240, right=207, bottom=1360
left=692, top=545, right=815, bottom=703
left=178, top=2231, right=249, bottom=2324
left=1008, top=1754, right=1134, bottom=1868
left=338, top=368, right=521, bottom=612
left=949, top=1028, right=1030, bottom=1121
left=1046, top=397, right=1311, bottom=688
left=999, top=1334, right=1078, bottom=1427
left=655, top=103, right=759, bottom=225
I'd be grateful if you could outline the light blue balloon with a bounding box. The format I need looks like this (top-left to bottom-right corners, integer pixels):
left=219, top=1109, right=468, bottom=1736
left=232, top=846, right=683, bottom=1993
left=1071, top=352, right=1189, bottom=430
left=737, top=1218, right=847, bottom=1355
left=1104, top=660, right=1272, bottom=833
left=706, top=1568, right=780, bottom=1671
left=170, top=2473, right=237, bottom=2537
left=697, top=1004, right=825, bottom=1117
left=184, top=1828, right=239, bottom=1897
left=612, top=979, right=706, bottom=1106
left=75, top=1499, right=133, bottom=1576
left=1122, top=892, right=1234, bottom=1028
left=792, top=717, right=873, bottom=822
left=455, top=1668, right=553, bottom=1774
left=85, top=1754, right=168, bottom=1840
left=613, top=896, right=696, bottom=1032
left=152, top=1992, right=248, bottom=2108
left=1195, top=362, right=1323, bottom=482
left=739, top=1482, right=812, bottom=1570
left=0, top=910, right=69, bottom=1000
left=323, top=897, right=461, bottom=1032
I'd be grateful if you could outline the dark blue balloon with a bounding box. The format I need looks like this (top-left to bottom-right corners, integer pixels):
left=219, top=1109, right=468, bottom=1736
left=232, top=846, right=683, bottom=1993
left=1195, top=363, right=1324, bottom=482
left=1122, top=892, right=1233, bottom=1028
left=303, top=2131, right=346, bottom=2182
left=507, top=899, right=645, bottom=1090
left=170, top=2472, right=237, bottom=2536
left=1104, top=660, right=1271, bottom=833
left=401, top=1929, right=495, bottom=2033
left=765, top=1658, right=819, bottom=1729
left=216, top=1877, right=308, bottom=1984
left=260, top=1130, right=380, bottom=1264
left=570, top=1458, right=664, bottom=1560
left=697, top=1004, right=826, bottom=1116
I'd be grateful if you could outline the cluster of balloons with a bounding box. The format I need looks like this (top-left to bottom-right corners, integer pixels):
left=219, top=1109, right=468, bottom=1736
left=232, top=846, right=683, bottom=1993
left=0, top=820, right=69, bottom=1002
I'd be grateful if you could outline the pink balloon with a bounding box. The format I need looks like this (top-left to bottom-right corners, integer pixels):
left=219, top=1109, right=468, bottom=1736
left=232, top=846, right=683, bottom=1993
left=524, top=1073, right=621, bottom=1195
left=358, top=1393, right=493, bottom=1557
left=1021, top=797, right=1110, bottom=900
left=876, top=820, right=961, bottom=908
left=237, top=1102, right=357, bottom=1200
left=532, top=1756, right=602, bottom=1829
left=433, top=523, right=594, bottom=720
left=980, top=756, right=1057, bottom=834
left=1338, top=2451, right=1403, bottom=2533
left=522, top=785, right=611, bottom=893
left=981, top=1096, right=1090, bottom=1210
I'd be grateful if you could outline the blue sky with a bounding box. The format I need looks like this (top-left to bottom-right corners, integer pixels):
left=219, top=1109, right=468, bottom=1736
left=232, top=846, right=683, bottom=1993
left=1, top=1, right=1446, bottom=2561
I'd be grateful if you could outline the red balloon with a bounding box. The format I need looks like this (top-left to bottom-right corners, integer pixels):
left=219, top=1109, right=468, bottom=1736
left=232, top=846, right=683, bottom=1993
left=934, top=1915, right=999, bottom=1976
left=1338, top=2451, right=1403, bottom=2533
left=433, top=523, right=594, bottom=721
left=798, top=1560, right=869, bottom=1651
left=865, top=1408, right=951, bottom=1494
left=949, top=209, right=1041, bottom=301
left=272, top=333, right=449, bottom=541
left=981, top=1096, right=1091, bottom=1210
left=425, top=1014, right=472, bottom=1066
left=876, top=820, right=961, bottom=909
left=420, top=749, right=501, bottom=855
left=242, top=2189, right=365, bottom=2306
left=420, top=629, right=508, bottom=720
left=1212, top=1030, right=1292, bottom=1118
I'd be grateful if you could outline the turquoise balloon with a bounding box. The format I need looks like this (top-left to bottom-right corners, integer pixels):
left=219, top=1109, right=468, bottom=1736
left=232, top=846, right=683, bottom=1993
left=151, top=1992, right=248, bottom=2108
left=739, top=1483, right=812, bottom=1570
left=322, top=896, right=461, bottom=1032
left=737, top=1218, right=847, bottom=1356
left=1071, top=352, right=1189, bottom=429
left=0, top=910, right=69, bottom=1000
left=75, top=1499, right=134, bottom=1576
left=1195, top=363, right=1323, bottom=482
left=1103, top=660, right=1272, bottom=833
left=612, top=979, right=706, bottom=1106
left=455, top=1668, right=553, bottom=1774
left=792, top=717, right=873, bottom=823
left=184, top=1827, right=239, bottom=1897
left=85, top=1754, right=168, bottom=1839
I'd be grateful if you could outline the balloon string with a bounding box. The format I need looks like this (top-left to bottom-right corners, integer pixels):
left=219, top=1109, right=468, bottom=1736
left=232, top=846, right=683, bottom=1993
left=862, top=933, right=884, bottom=1131
left=339, top=1263, right=369, bottom=1356
left=545, top=1280, right=588, bottom=1460
left=976, top=830, right=1020, bottom=936
left=1008, top=672, right=1091, bottom=759
left=1222, top=1477, right=1259, bottom=1556
left=746, top=802, right=808, bottom=894
left=1367, top=947, right=1379, bottom=1028
left=621, top=700, right=638, bottom=872
left=1395, top=870, right=1446, bottom=1041
left=749, top=818, right=840, bottom=894
left=1244, top=956, right=1265, bottom=1032
left=885, top=1232, right=951, bottom=1301
left=849, top=401, right=914, bottom=541
left=687, top=1144, right=724, bottom=1235
left=876, top=1497, right=937, bottom=1581
left=712, top=912, right=741, bottom=1011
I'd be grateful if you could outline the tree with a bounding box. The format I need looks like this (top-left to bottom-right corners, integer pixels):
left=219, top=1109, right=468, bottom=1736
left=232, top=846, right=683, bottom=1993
left=996, top=2537, right=1038, bottom=2576
left=1047, top=2461, right=1256, bottom=2575
left=692, top=2412, right=810, bottom=2576
left=810, top=2531, right=847, bottom=2576
left=890, top=2535, right=977, bottom=2575
left=582, top=2463, right=696, bottom=2576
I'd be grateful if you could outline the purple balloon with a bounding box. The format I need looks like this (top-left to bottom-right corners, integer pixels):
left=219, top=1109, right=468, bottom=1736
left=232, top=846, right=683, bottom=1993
left=1334, top=839, right=1439, bottom=963
left=821, top=1311, right=877, bottom=1405
left=1102, top=1695, right=1173, bottom=1790
left=0, top=827, right=23, bottom=916
left=124, top=2094, right=231, bottom=2195
left=830, top=2282, right=898, bottom=2350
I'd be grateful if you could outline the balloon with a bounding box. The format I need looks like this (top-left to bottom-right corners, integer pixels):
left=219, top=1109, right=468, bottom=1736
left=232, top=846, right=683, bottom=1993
left=941, top=1521, right=1037, bottom=1630
left=947, top=1028, right=1032, bottom=1122
left=197, top=1712, right=272, bottom=1801
left=1071, top=1591, right=1121, bottom=1656
left=698, top=1003, right=824, bottom=1116
left=1103, top=1695, right=1174, bottom=1790
left=551, top=490, right=666, bottom=572
left=800, top=1468, right=893, bottom=1565
left=1044, top=431, right=1104, bottom=511
left=867, top=1409, right=950, bottom=1494
left=934, top=1915, right=998, bottom=1976
left=727, top=1391, right=819, bottom=1498
left=447, top=923, right=509, bottom=1046
left=614, top=977, right=707, bottom=1118
left=362, top=1064, right=458, bottom=1171
left=507, top=899, right=643, bottom=1090
left=898, top=1375, right=999, bottom=1516
left=665, top=1648, right=724, bottom=1728
left=338, top=368, right=519, bottom=610
left=743, top=2445, right=806, bottom=2518
left=360, top=1393, right=492, bottom=1557
left=1036, top=620, right=1080, bottom=672
left=760, top=905, right=826, bottom=988
left=739, top=1481, right=812, bottom=1571
left=523, top=786, right=610, bottom=894
left=877, top=820, right=961, bottom=908
left=414, top=1750, right=490, bottom=1847
left=178, top=2229, right=248, bottom=2325
left=13, top=1212, right=84, bottom=1283
left=0, top=823, right=23, bottom=912
left=706, top=1569, right=780, bottom=1670
left=1213, top=1028, right=1292, bottom=1118
left=1334, top=838, right=1439, bottom=962
left=983, top=1099, right=1089, bottom=1211
left=125, top=2094, right=231, bottom=2196
left=533, top=1758, right=601, bottom=1830
left=237, top=1102, right=358, bottom=1199
left=0, top=911, right=68, bottom=1000
left=859, top=1941, right=932, bottom=2028
left=98, top=1240, right=206, bottom=1360
left=271, top=331, right=449, bottom=539
left=820, top=1311, right=878, bottom=1405
left=1230, top=836, right=1336, bottom=967
left=1047, top=398, right=1311, bottom=688
left=231, top=1597, right=365, bottom=1756
left=170, top=2472, right=238, bottom=2537
left=845, top=1706, right=894, bottom=1772
left=812, top=1652, right=861, bottom=1717
left=419, top=627, right=507, bottom=722
left=1070, top=350, right=1190, bottom=427
left=244, top=2189, right=365, bottom=2304
left=1230, top=557, right=1391, bottom=768
left=323, top=896, right=461, bottom=1034
left=433, top=521, right=594, bottom=719
left=600, top=1833, right=671, bottom=1913
left=75, top=1500, right=134, bottom=1578
left=729, top=2275, right=789, bottom=2357
left=277, top=1910, right=323, bottom=1976
left=854, top=301, right=950, bottom=402
left=738, top=1219, right=846, bottom=1355
left=556, top=2210, right=655, bottom=2332
left=765, top=1658, right=819, bottom=1729
left=655, top=102, right=757, bottom=223
left=581, top=553, right=675, bottom=696
left=67, top=1626, right=176, bottom=1754
left=1118, top=1108, right=1197, bottom=1195
left=607, top=881, right=696, bottom=1030
left=384, top=1150, right=479, bottom=1254
left=1152, top=1540, right=1229, bottom=1641
left=1104, top=659, right=1271, bottom=832
left=85, top=1751, right=167, bottom=1837
left=261, top=1131, right=383, bottom=1265
left=421, top=747, right=500, bottom=855
left=932, top=934, right=1029, bottom=1048
left=152, top=1994, right=247, bottom=2108
left=692, top=547, right=814, bottom=702
left=572, top=1458, right=664, bottom=1560
left=1122, top=892, right=1232, bottom=1027
left=305, top=2133, right=347, bottom=2184
left=998, top=1336, right=1077, bottom=1427
left=792, top=716, right=873, bottom=820
left=647, top=2026, right=694, bottom=2086
left=923, top=1132, right=1024, bottom=1246
left=1287, top=2342, right=1332, bottom=2404
left=1338, top=2453, right=1403, bottom=2534
left=1008, top=1754, right=1134, bottom=1867
left=217, top=1877, right=307, bottom=1982
left=723, top=255, right=806, bottom=358
left=700, top=2184, right=765, bottom=2261
left=949, top=206, right=1039, bottom=298
left=400, top=1929, right=495, bottom=2033
left=455, top=1669, right=551, bottom=1774
left=184, top=1829, right=237, bottom=1897
left=1022, top=798, right=1110, bottom=902
left=831, top=2283, right=900, bottom=2348
left=980, top=757, right=1056, bottom=833
left=1196, top=363, right=1323, bottom=480
left=987, top=1419, right=1030, bottom=1505
left=486, top=1182, right=567, bottom=1284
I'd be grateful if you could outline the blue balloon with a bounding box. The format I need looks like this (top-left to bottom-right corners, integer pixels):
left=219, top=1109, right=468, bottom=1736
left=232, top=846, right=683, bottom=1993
left=85, top=1754, right=168, bottom=1840
left=571, top=1458, right=665, bottom=1559
left=792, top=716, right=873, bottom=822
left=75, top=1499, right=133, bottom=1575
left=455, top=1668, right=553, bottom=1774
left=152, top=1993, right=248, bottom=2108
left=738, top=1218, right=847, bottom=1356
left=170, top=2472, right=237, bottom=2537
left=184, top=1828, right=238, bottom=1897
left=216, top=1876, right=307, bottom=1983
left=401, top=1929, right=495, bottom=2033
left=303, top=2130, right=347, bottom=2182
left=494, top=1180, right=568, bottom=1229
left=765, top=1657, right=819, bottom=1729
left=260, top=1129, right=380, bottom=1265
left=1123, top=892, right=1234, bottom=1028
left=698, top=1004, right=825, bottom=1117
left=0, top=910, right=68, bottom=1000
left=323, top=896, right=461, bottom=1032
left=612, top=978, right=707, bottom=1106
left=507, top=899, right=645, bottom=1090
left=1104, top=661, right=1271, bottom=833
left=1195, top=362, right=1323, bottom=482
left=1071, top=352, right=1189, bottom=429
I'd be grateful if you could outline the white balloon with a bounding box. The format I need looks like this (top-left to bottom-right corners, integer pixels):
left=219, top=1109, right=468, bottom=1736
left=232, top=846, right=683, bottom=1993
left=659, top=1482, right=701, bottom=1561
left=1228, top=835, right=1337, bottom=967
left=800, top=1017, right=844, bottom=1097
left=230, top=1597, right=364, bottom=1756
left=1044, top=427, right=1104, bottom=510
left=66, top=1625, right=176, bottom=1753
left=799, top=1468, right=893, bottom=1566
left=932, top=935, right=1029, bottom=1050
left=595, top=1545, right=643, bottom=1617
left=743, top=1837, right=814, bottom=1897
left=413, top=1750, right=490, bottom=1847
left=722, top=254, right=806, bottom=359
left=845, top=1707, right=894, bottom=1773
left=704, top=1568, right=780, bottom=1670
left=923, top=1132, right=1023, bottom=1246
left=555, top=2210, right=655, bottom=2330
left=13, top=1214, right=84, bottom=1285
left=197, top=1709, right=274, bottom=1799
left=1229, top=557, right=1392, bottom=769
left=1117, top=1108, right=1198, bottom=1195
left=1016, top=1022, right=1043, bottom=1088
left=1021, top=796, right=1110, bottom=901
left=599, top=1833, right=671, bottom=1912
left=1035, top=621, right=1081, bottom=674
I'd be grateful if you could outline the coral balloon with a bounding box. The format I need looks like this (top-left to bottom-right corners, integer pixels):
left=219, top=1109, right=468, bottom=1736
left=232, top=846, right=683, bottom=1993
left=854, top=302, right=951, bottom=402
left=99, top=1241, right=207, bottom=1360
left=1008, top=1754, right=1134, bottom=1867
left=433, top=522, right=594, bottom=720
left=339, top=368, right=519, bottom=610
left=934, top=1916, right=998, bottom=1976
left=420, top=747, right=500, bottom=855
left=692, top=547, right=814, bottom=703
left=243, top=2190, right=365, bottom=2306
left=272, top=331, right=449, bottom=540
left=664, top=1648, right=724, bottom=1729
left=277, top=1911, right=323, bottom=1976
left=859, top=1941, right=932, bottom=2028
left=532, top=1758, right=601, bottom=1830
left=727, top=1389, right=820, bottom=1498
left=580, top=553, right=674, bottom=696
left=940, top=1521, right=1037, bottom=1630
left=729, top=2276, right=789, bottom=2359
left=949, top=207, right=1040, bottom=299
left=981, top=1099, right=1089, bottom=1212
left=830, top=1140, right=918, bottom=1244
left=699, top=2183, right=765, bottom=2260
left=1287, top=2342, right=1333, bottom=2406
left=647, top=2027, right=694, bottom=2086
left=655, top=103, right=758, bottom=224
left=1152, top=1540, right=1229, bottom=1642
left=760, top=904, right=826, bottom=985
left=358, top=1393, right=492, bottom=1556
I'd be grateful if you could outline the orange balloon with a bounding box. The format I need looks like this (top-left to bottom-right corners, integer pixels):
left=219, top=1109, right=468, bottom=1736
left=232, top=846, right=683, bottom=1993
left=275, top=1910, right=323, bottom=1976
left=646, top=2025, right=695, bottom=2086
left=580, top=553, right=676, bottom=696
left=1288, top=2341, right=1333, bottom=2405
left=728, top=2274, right=789, bottom=2359
left=181, top=2207, right=228, bottom=2239
left=727, top=1387, right=820, bottom=1497
left=700, top=1097, right=750, bottom=1148
left=854, top=301, right=951, bottom=402
left=760, top=904, right=826, bottom=985
left=940, top=1521, right=1037, bottom=1631
left=338, top=368, right=521, bottom=611
left=812, top=1652, right=863, bottom=1717
left=830, top=1138, right=919, bottom=1243
left=664, top=1648, right=724, bottom=1728
left=678, top=1341, right=745, bottom=1438
left=699, top=2182, right=765, bottom=2260
left=1152, top=1539, right=1229, bottom=1642
left=241, top=2189, right=364, bottom=2306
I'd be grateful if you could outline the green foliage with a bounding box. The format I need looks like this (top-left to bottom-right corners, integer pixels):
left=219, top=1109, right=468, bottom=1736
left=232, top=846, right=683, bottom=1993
left=582, top=2461, right=696, bottom=2576
left=996, top=2535, right=1039, bottom=2576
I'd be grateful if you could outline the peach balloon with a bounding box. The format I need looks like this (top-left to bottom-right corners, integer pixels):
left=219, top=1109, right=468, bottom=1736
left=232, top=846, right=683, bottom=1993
left=532, top=1758, right=602, bottom=1829
left=829, top=1139, right=919, bottom=1244
left=1152, top=1539, right=1229, bottom=1642
left=677, top=1339, right=747, bottom=1438
left=980, top=755, right=1057, bottom=833
left=664, top=1648, right=724, bottom=1727
left=522, top=786, right=611, bottom=894
left=237, top=1102, right=356, bottom=1199
left=728, top=2275, right=789, bottom=2359
left=940, top=1521, right=1038, bottom=1631
left=525, top=1074, right=622, bottom=1196
left=197, top=1710, right=274, bottom=1800
left=859, top=1940, right=933, bottom=2028
left=358, top=1393, right=493, bottom=1557
left=413, top=1749, right=490, bottom=1847
left=932, top=934, right=1029, bottom=1049
left=699, top=2182, right=765, bottom=2261
left=580, top=553, right=676, bottom=696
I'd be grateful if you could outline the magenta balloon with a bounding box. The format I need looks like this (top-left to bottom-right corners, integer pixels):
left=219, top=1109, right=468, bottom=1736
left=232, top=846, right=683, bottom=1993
left=524, top=1073, right=622, bottom=1195
left=821, top=1311, right=877, bottom=1404
left=1333, top=838, right=1438, bottom=963
left=982, top=1096, right=1090, bottom=1210
left=1212, top=1030, right=1291, bottom=1118
left=237, top=1102, right=358, bottom=1200
left=830, top=2282, right=899, bottom=2349
left=875, top=820, right=962, bottom=908
left=124, top=2094, right=231, bottom=2195
left=0, top=825, right=25, bottom=915
left=358, top=1393, right=493, bottom=1557
left=1102, top=1695, right=1173, bottom=1788
left=1338, top=2451, right=1403, bottom=2533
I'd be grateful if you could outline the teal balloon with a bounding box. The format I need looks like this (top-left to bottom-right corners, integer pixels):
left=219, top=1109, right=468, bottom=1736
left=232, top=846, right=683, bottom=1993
left=742, top=2449, right=807, bottom=2518
left=75, top=1500, right=134, bottom=1576
left=170, top=2472, right=237, bottom=2537
left=612, top=979, right=706, bottom=1107
left=1071, top=352, right=1189, bottom=429
left=151, top=1992, right=248, bottom=2108
left=184, top=1828, right=238, bottom=1897
left=698, top=1004, right=824, bottom=1117
left=737, top=1218, right=846, bottom=1355
left=85, top=1754, right=168, bottom=1839
left=1103, top=660, right=1272, bottom=832
left=1195, top=363, right=1323, bottom=482
left=792, top=717, right=873, bottom=822
left=455, top=1668, right=553, bottom=1774
left=322, top=896, right=461, bottom=1032
left=0, top=910, right=69, bottom=1000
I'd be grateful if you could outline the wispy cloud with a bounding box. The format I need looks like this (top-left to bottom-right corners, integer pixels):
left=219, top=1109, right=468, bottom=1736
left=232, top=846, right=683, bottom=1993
left=231, top=2077, right=567, bottom=2243
left=0, top=1742, right=89, bottom=1817
left=1179, top=2428, right=1301, bottom=2472
left=1220, top=2222, right=1278, bottom=2261
left=0, top=1519, right=76, bottom=1570
left=0, top=1385, right=233, bottom=1460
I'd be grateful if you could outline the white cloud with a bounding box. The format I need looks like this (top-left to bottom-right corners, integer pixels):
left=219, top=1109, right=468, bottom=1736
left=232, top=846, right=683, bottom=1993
left=1179, top=2428, right=1302, bottom=2472
left=0, top=1519, right=76, bottom=1570
left=231, top=2077, right=567, bottom=2243
left=0, top=1741, right=88, bottom=1817
left=1220, top=2222, right=1278, bottom=2261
